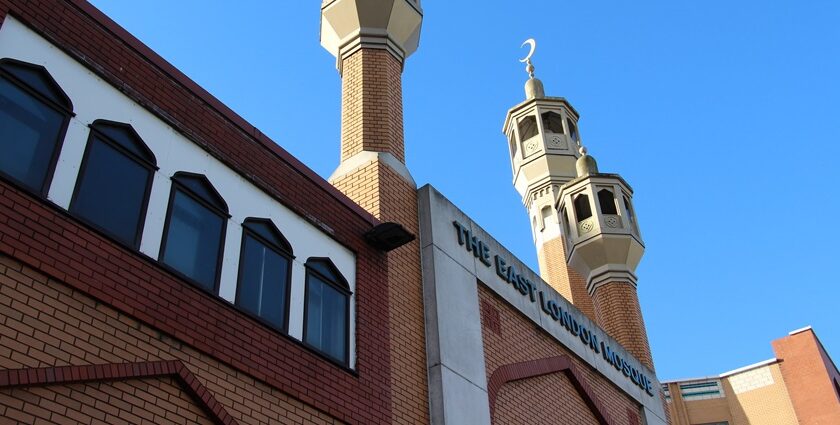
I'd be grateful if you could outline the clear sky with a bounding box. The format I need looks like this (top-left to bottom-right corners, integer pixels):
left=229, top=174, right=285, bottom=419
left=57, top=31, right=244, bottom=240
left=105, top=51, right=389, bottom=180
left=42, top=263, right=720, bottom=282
left=88, top=1, right=840, bottom=381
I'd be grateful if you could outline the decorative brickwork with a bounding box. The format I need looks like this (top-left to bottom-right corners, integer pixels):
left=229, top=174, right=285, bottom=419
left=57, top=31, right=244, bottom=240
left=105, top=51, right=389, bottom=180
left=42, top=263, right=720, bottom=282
left=0, top=361, right=233, bottom=424
left=340, top=49, right=405, bottom=163
left=487, top=355, right=614, bottom=425
left=591, top=282, right=653, bottom=371
left=537, top=237, right=596, bottom=321
left=479, top=285, right=642, bottom=425
left=1, top=377, right=215, bottom=425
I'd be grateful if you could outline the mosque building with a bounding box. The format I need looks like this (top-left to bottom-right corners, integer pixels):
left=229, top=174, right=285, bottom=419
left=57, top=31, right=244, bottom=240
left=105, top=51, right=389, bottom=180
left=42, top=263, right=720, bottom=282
left=0, top=0, right=836, bottom=424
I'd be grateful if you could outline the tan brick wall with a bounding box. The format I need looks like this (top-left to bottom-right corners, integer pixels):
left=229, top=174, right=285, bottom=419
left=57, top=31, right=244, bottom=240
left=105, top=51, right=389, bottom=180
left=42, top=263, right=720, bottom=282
left=537, top=237, right=596, bottom=322
left=0, top=255, right=343, bottom=425
left=666, top=365, right=799, bottom=425
left=0, top=376, right=214, bottom=425
left=332, top=160, right=428, bottom=424
left=591, top=282, right=653, bottom=371
left=332, top=47, right=428, bottom=423
left=340, top=49, right=405, bottom=163
left=479, top=286, right=643, bottom=425
left=724, top=364, right=798, bottom=425
left=665, top=382, right=732, bottom=425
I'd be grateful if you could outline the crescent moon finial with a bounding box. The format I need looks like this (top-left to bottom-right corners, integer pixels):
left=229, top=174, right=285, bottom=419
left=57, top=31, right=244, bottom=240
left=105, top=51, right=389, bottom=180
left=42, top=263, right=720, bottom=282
left=519, top=38, right=537, bottom=78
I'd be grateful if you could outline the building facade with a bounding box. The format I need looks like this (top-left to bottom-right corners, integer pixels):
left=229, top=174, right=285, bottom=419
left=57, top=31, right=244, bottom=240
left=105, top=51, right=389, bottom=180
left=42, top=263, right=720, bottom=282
left=0, top=1, right=678, bottom=424
left=664, top=327, right=840, bottom=425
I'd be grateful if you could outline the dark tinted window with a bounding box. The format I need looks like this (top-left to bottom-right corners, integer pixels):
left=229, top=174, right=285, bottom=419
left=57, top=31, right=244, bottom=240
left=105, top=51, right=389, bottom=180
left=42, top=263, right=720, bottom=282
left=574, top=194, right=592, bottom=221
left=237, top=219, right=292, bottom=331
left=567, top=118, right=579, bottom=142
left=0, top=60, right=71, bottom=193
left=304, top=259, right=349, bottom=364
left=598, top=189, right=618, bottom=215
left=518, top=115, right=538, bottom=140
left=541, top=111, right=565, bottom=134
left=71, top=123, right=155, bottom=247
left=160, top=176, right=227, bottom=292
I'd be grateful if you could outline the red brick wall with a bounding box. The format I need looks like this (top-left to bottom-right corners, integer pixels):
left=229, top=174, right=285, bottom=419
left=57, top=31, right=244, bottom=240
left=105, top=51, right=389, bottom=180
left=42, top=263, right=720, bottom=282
left=0, top=0, right=397, bottom=422
left=479, top=285, right=642, bottom=425
left=1, top=377, right=215, bottom=425
left=772, top=329, right=840, bottom=425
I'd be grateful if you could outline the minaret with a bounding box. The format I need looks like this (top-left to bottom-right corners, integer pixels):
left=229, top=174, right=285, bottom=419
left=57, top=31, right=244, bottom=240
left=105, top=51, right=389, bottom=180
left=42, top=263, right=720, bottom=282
left=320, top=1, right=428, bottom=423
left=557, top=146, right=653, bottom=369
left=502, top=41, right=597, bottom=320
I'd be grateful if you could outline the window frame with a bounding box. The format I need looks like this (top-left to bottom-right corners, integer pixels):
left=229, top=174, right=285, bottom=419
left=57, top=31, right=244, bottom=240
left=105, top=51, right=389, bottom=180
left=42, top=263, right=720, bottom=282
left=158, top=172, right=230, bottom=295
left=302, top=257, right=352, bottom=367
left=68, top=120, right=158, bottom=250
left=0, top=58, right=74, bottom=196
left=234, top=218, right=295, bottom=335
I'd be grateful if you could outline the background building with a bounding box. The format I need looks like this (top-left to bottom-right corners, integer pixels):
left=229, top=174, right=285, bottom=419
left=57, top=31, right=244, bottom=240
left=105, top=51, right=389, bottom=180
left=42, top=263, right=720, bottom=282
left=663, top=327, right=840, bottom=425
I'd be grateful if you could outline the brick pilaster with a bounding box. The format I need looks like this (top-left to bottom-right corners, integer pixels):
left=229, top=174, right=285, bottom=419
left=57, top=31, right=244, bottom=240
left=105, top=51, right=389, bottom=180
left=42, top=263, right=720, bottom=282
left=591, top=282, right=654, bottom=371
left=340, top=49, right=405, bottom=163
left=332, top=49, right=428, bottom=424
left=537, top=237, right=597, bottom=321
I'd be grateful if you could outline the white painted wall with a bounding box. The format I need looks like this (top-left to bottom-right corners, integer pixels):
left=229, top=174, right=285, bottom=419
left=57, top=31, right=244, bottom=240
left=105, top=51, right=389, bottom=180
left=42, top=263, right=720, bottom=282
left=0, top=17, right=357, bottom=368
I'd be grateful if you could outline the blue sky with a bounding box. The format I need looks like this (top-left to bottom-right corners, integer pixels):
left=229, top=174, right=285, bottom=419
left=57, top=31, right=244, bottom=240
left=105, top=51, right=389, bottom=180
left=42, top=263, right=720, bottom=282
left=88, top=1, right=840, bottom=380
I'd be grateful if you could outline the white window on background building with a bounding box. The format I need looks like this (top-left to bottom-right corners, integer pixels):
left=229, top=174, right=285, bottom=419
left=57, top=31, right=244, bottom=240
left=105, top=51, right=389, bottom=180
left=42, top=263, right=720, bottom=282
left=679, top=380, right=724, bottom=401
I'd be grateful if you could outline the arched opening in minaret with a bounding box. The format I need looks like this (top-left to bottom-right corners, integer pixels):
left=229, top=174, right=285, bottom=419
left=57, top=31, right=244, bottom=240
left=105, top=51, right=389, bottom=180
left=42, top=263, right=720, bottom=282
left=518, top=116, right=538, bottom=141
left=573, top=194, right=592, bottom=222
left=508, top=133, right=518, bottom=158
left=566, top=118, right=579, bottom=142
left=597, top=189, right=618, bottom=215
left=541, top=111, right=565, bottom=134
left=623, top=195, right=634, bottom=221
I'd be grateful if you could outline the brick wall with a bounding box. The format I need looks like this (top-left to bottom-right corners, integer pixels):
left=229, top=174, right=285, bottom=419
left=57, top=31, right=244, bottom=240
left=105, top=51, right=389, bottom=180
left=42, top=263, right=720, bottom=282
left=537, top=237, right=596, bottom=321
left=332, top=149, right=428, bottom=423
left=479, top=285, right=642, bottom=425
left=0, top=0, right=400, bottom=422
left=0, top=254, right=349, bottom=424
left=591, top=282, right=653, bottom=371
left=773, top=329, right=840, bottom=425
left=1, top=376, right=215, bottom=424
left=340, top=49, right=405, bottom=163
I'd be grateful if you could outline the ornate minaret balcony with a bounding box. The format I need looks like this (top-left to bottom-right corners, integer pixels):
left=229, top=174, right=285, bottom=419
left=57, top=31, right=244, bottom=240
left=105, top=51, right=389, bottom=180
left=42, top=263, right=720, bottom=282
left=558, top=149, right=644, bottom=294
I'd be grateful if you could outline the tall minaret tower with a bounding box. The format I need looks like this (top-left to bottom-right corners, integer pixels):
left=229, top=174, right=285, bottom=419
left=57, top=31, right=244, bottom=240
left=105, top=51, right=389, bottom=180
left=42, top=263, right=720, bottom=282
left=502, top=41, right=597, bottom=320
left=558, top=146, right=653, bottom=369
left=320, top=1, right=428, bottom=423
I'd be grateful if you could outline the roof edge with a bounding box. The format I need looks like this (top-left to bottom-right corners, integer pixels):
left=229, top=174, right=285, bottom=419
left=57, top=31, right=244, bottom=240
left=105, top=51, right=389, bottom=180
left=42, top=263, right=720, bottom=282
left=68, top=0, right=378, bottom=226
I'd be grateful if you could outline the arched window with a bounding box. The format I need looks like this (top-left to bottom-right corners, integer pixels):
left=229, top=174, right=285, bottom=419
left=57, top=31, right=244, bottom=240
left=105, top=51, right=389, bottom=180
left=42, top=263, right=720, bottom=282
left=560, top=206, right=571, bottom=237
left=573, top=194, right=592, bottom=222
left=597, top=189, right=618, bottom=215
left=236, top=218, right=293, bottom=332
left=159, top=172, right=229, bottom=293
left=518, top=115, right=538, bottom=141
left=70, top=120, right=156, bottom=248
left=304, top=258, right=350, bottom=365
left=0, top=58, right=72, bottom=194
left=566, top=118, right=579, bottom=142
left=508, top=132, right=518, bottom=158
left=623, top=195, right=635, bottom=222
left=541, top=111, right=565, bottom=134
